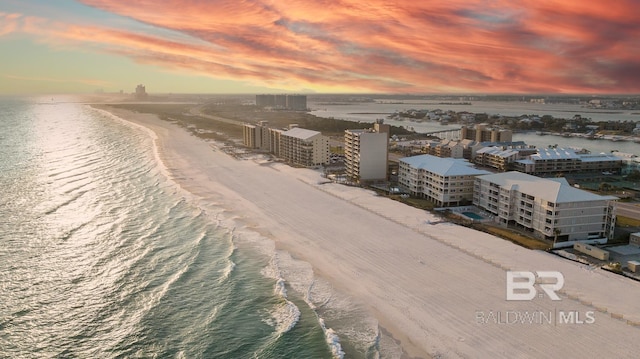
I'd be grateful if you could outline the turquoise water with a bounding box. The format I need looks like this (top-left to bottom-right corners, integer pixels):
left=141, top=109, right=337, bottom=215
left=0, top=97, right=347, bottom=358
left=462, top=212, right=484, bottom=220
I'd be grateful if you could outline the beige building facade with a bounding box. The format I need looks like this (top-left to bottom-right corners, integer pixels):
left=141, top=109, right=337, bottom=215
left=345, top=128, right=389, bottom=182
left=280, top=127, right=329, bottom=167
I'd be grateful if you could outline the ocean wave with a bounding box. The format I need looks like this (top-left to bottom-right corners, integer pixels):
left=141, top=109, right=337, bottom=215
left=262, top=297, right=301, bottom=335
left=274, top=277, right=287, bottom=298
left=319, top=318, right=345, bottom=359
left=60, top=177, right=95, bottom=195
left=57, top=220, right=93, bottom=242
left=139, top=258, right=191, bottom=316
left=93, top=105, right=357, bottom=357
left=219, top=260, right=236, bottom=282
left=46, top=164, right=98, bottom=183
left=260, top=255, right=301, bottom=335
left=42, top=189, right=89, bottom=215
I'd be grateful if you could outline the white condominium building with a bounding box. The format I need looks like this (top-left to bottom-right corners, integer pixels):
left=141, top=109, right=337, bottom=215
left=398, top=154, right=490, bottom=207
left=280, top=127, right=329, bottom=167
left=473, top=171, right=618, bottom=246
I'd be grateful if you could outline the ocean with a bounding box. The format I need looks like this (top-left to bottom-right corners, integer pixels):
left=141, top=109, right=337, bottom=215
left=0, top=97, right=379, bottom=358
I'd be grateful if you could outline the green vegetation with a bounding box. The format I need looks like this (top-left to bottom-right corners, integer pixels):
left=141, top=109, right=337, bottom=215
left=478, top=225, right=551, bottom=250
left=107, top=103, right=243, bottom=140
left=605, top=262, right=623, bottom=274
left=617, top=215, right=640, bottom=227
left=331, top=146, right=344, bottom=154
left=389, top=195, right=435, bottom=211
left=202, top=104, right=415, bottom=137
left=107, top=103, right=418, bottom=145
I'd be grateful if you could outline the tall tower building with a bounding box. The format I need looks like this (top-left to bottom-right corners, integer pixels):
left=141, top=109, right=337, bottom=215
left=344, top=123, right=389, bottom=183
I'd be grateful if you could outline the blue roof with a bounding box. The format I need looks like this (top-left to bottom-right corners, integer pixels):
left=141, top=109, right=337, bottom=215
left=400, top=154, right=491, bottom=176
left=477, top=171, right=618, bottom=203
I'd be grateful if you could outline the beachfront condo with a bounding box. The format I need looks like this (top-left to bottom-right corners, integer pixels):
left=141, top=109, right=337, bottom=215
left=344, top=123, right=389, bottom=183
left=398, top=154, right=490, bottom=207
left=473, top=171, right=618, bottom=247
left=279, top=127, right=330, bottom=167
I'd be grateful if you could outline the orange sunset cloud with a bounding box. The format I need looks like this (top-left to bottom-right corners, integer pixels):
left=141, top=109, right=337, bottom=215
left=4, top=1, right=640, bottom=93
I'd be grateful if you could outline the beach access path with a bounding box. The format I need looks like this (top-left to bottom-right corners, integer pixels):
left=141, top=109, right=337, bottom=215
left=103, top=106, right=640, bottom=359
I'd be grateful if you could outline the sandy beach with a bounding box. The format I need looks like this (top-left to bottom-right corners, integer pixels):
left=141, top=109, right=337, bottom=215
left=99, top=106, right=640, bottom=358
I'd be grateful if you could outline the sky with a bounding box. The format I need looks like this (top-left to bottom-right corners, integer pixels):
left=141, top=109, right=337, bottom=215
left=1, top=0, right=639, bottom=95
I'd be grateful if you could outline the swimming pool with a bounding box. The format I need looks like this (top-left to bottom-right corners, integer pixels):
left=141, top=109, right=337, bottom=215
left=462, top=211, right=484, bottom=220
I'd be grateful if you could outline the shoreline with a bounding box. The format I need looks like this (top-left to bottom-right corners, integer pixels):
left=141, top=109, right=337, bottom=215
left=95, top=104, right=640, bottom=358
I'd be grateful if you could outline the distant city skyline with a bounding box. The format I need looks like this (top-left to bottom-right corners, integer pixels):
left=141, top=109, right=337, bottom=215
left=1, top=0, right=639, bottom=95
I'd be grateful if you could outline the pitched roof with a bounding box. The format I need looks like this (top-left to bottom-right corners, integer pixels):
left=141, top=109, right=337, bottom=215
left=578, top=153, right=623, bottom=163
left=531, top=147, right=580, bottom=160
left=400, top=154, right=491, bottom=176
left=476, top=146, right=520, bottom=158
left=477, top=171, right=618, bottom=203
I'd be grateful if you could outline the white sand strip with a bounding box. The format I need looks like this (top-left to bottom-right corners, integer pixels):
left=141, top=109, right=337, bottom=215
left=100, top=106, right=640, bottom=359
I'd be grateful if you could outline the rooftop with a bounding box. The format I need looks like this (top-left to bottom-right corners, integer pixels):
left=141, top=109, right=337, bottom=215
left=578, top=153, right=624, bottom=163
left=477, top=171, right=618, bottom=203
left=476, top=146, right=521, bottom=158
left=530, top=147, right=580, bottom=160
left=283, top=127, right=321, bottom=140
left=475, top=141, right=527, bottom=148
left=346, top=128, right=384, bottom=135
left=400, top=154, right=491, bottom=177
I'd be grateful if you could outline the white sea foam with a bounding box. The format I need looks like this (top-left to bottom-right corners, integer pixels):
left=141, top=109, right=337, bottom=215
left=259, top=254, right=302, bottom=334
left=262, top=298, right=301, bottom=334
left=319, top=318, right=345, bottom=359
left=219, top=260, right=235, bottom=282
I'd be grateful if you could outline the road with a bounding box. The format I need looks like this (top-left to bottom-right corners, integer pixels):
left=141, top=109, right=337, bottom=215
left=188, top=104, right=245, bottom=126
left=617, top=202, right=640, bottom=219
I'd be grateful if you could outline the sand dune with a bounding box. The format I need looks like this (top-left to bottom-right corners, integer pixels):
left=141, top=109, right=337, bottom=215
left=101, top=106, right=640, bottom=358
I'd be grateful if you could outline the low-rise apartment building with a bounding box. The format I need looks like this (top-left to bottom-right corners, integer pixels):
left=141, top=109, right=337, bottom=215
left=513, top=148, right=622, bottom=175
left=473, top=171, right=618, bottom=247
left=399, top=154, right=490, bottom=207
left=423, top=139, right=475, bottom=159
left=474, top=146, right=537, bottom=171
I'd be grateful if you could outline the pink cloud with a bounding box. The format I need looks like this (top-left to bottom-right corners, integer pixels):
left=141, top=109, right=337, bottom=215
left=8, top=1, right=640, bottom=93
left=0, top=12, right=22, bottom=36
